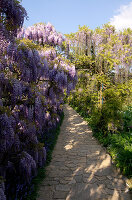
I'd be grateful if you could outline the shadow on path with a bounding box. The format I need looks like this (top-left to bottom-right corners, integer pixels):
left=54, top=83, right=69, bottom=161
left=37, top=105, right=131, bottom=200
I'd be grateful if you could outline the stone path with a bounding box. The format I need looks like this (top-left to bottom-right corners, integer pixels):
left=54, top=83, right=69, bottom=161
left=37, top=105, right=131, bottom=200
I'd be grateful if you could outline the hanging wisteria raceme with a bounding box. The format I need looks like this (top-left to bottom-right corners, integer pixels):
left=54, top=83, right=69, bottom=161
left=39, top=47, right=57, bottom=61
left=17, top=23, right=65, bottom=46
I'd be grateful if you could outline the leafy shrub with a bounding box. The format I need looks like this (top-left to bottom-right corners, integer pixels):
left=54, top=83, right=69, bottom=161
left=123, top=106, right=132, bottom=132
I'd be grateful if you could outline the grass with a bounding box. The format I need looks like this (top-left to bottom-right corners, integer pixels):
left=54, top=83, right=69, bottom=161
left=25, top=112, right=64, bottom=200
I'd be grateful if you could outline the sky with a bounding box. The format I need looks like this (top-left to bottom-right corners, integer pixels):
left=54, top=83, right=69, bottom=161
left=21, top=0, right=132, bottom=34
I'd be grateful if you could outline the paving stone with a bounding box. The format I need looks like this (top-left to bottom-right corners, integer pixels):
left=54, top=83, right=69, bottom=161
left=74, top=157, right=86, bottom=163
left=37, top=185, right=54, bottom=200
left=74, top=175, right=83, bottom=183
left=72, top=168, right=84, bottom=175
left=68, top=179, right=76, bottom=184
left=65, top=163, right=77, bottom=168
left=64, top=177, right=74, bottom=181
left=56, top=184, right=71, bottom=192
left=107, top=175, right=113, bottom=180
left=59, top=180, right=69, bottom=184
left=53, top=191, right=68, bottom=199
left=83, top=176, right=97, bottom=184
left=107, top=183, right=126, bottom=191
left=51, top=162, right=64, bottom=167
left=94, top=167, right=113, bottom=176
left=41, top=180, right=59, bottom=186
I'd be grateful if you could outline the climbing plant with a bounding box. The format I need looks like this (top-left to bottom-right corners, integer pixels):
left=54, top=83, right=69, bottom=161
left=0, top=1, right=77, bottom=199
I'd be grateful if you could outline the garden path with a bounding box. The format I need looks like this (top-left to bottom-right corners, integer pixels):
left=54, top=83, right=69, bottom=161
left=37, top=104, right=131, bottom=200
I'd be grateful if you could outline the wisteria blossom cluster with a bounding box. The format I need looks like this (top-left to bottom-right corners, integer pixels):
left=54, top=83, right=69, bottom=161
left=0, top=0, right=27, bottom=55
left=17, top=23, right=65, bottom=46
left=0, top=2, right=77, bottom=200
left=39, top=47, right=57, bottom=61
left=0, top=0, right=27, bottom=32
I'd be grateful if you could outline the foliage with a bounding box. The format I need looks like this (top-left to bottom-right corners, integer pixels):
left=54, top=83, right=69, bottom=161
left=73, top=55, right=92, bottom=69
left=123, top=106, right=132, bottom=132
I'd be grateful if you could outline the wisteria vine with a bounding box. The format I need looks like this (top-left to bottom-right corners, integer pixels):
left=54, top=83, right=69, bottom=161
left=0, top=1, right=77, bottom=199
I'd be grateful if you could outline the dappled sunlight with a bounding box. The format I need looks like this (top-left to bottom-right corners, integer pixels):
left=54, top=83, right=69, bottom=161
left=99, top=154, right=111, bottom=169
left=77, top=132, right=87, bottom=135
left=74, top=121, right=88, bottom=126
left=64, top=138, right=79, bottom=151
left=90, top=184, right=105, bottom=196
left=64, top=144, right=74, bottom=150
left=64, top=141, right=79, bottom=151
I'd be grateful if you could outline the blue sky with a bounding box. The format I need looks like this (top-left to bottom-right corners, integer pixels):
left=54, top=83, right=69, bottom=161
left=22, top=0, right=132, bottom=33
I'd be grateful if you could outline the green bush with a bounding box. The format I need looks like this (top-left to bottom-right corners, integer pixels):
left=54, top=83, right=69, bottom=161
left=123, top=106, right=132, bottom=132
